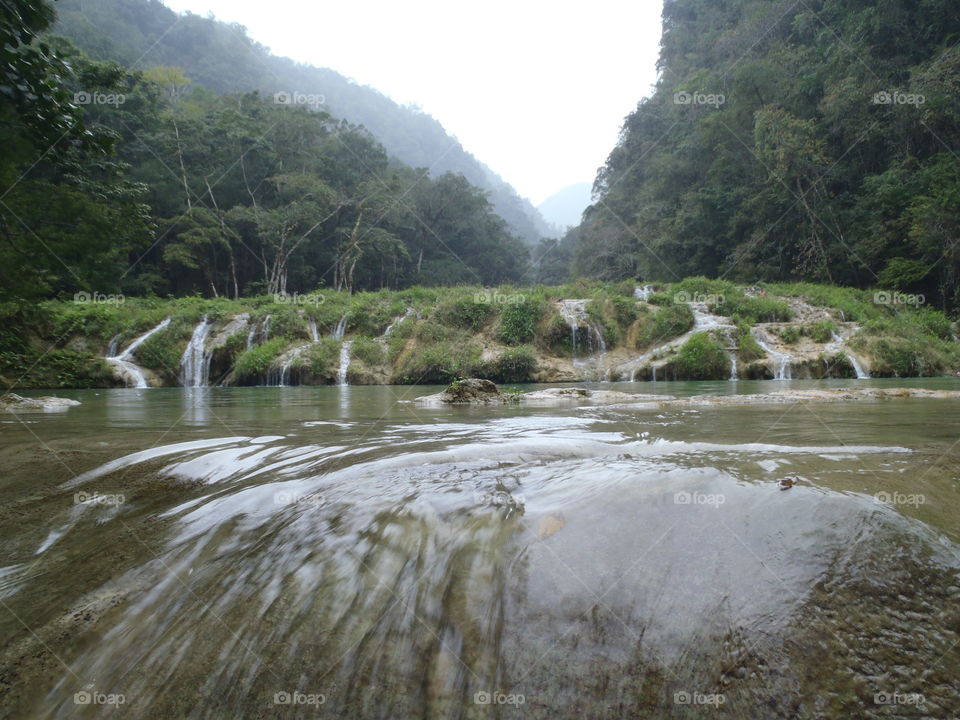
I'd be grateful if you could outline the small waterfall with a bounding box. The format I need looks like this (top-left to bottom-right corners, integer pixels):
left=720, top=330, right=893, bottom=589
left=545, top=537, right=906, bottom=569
left=247, top=315, right=271, bottom=350
left=622, top=302, right=735, bottom=382
left=751, top=329, right=792, bottom=380
left=729, top=354, right=738, bottom=381
left=383, top=308, right=415, bottom=337
left=105, top=318, right=171, bottom=388
left=331, top=315, right=348, bottom=340
left=828, top=331, right=870, bottom=379
left=559, top=300, right=606, bottom=368
left=106, top=335, right=120, bottom=358
left=634, top=284, right=656, bottom=301
left=651, top=366, right=657, bottom=382
left=181, top=316, right=213, bottom=387
left=337, top=341, right=352, bottom=386
left=308, top=318, right=319, bottom=343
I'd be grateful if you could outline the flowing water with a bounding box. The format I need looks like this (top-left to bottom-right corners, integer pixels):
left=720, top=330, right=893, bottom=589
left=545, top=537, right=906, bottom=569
left=2, top=380, right=960, bottom=719
left=752, top=328, right=793, bottom=380
left=337, top=341, right=352, bottom=386
left=180, top=317, right=213, bottom=388
left=105, top=318, right=172, bottom=389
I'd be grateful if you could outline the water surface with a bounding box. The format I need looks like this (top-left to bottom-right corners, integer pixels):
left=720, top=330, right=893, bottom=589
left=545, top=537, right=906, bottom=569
left=1, top=380, right=959, bottom=718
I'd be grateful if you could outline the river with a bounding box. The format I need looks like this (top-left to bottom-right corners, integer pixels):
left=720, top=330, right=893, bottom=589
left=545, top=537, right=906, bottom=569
left=1, top=380, right=959, bottom=718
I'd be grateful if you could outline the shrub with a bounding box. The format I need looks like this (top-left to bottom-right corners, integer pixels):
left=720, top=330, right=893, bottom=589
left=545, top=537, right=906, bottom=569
left=496, top=298, right=545, bottom=345
left=636, top=303, right=694, bottom=349
left=437, top=296, right=498, bottom=331
left=808, top=320, right=836, bottom=343
left=394, top=342, right=483, bottom=384
left=713, top=295, right=792, bottom=323
left=350, top=337, right=385, bottom=366
left=234, top=338, right=289, bottom=381
left=304, top=339, right=340, bottom=379
left=734, top=322, right=766, bottom=362
left=666, top=332, right=730, bottom=380
left=777, top=326, right=801, bottom=344
left=483, top=345, right=538, bottom=383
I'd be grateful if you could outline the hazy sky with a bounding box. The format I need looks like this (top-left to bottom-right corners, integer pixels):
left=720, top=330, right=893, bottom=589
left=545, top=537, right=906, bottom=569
left=162, top=0, right=664, bottom=205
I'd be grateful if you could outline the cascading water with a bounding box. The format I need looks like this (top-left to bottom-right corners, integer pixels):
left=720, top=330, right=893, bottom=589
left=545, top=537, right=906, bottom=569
left=751, top=329, right=792, bottom=380
left=105, top=318, right=172, bottom=388
left=331, top=315, right=348, bottom=340
left=729, top=354, right=739, bottom=381
left=246, top=315, right=271, bottom=350
left=383, top=308, right=415, bottom=337
left=634, top=284, right=656, bottom=301
left=828, top=331, right=870, bottom=379
left=559, top=300, right=606, bottom=374
left=181, top=316, right=213, bottom=387
left=337, top=341, right=353, bottom=386
left=308, top=318, right=319, bottom=343
left=622, top=303, right=735, bottom=382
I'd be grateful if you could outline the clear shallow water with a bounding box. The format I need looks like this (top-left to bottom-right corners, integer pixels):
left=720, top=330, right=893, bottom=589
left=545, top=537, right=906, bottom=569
left=1, top=380, right=959, bottom=718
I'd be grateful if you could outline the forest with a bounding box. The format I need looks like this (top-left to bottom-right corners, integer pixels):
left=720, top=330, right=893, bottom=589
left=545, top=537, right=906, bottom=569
left=0, top=0, right=533, bottom=302
left=570, top=0, right=960, bottom=312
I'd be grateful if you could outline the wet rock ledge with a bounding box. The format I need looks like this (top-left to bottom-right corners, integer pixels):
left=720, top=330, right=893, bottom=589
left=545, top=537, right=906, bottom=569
left=0, top=393, right=81, bottom=412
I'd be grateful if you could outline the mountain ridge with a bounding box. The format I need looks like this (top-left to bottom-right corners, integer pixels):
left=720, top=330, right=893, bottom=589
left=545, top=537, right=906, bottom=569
left=52, top=0, right=552, bottom=244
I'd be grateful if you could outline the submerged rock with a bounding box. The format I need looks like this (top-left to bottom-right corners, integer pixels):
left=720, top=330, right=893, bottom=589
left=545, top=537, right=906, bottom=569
left=0, top=393, right=81, bottom=412
left=521, top=387, right=673, bottom=405
left=414, top=378, right=510, bottom=406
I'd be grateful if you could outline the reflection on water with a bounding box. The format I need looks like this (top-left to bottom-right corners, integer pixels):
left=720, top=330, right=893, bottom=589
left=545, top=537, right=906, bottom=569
left=1, top=380, right=959, bottom=718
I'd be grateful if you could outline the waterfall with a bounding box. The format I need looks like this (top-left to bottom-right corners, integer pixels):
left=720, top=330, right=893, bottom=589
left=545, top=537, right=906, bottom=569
left=559, top=300, right=606, bottom=368
left=247, top=315, right=271, bottom=350
left=751, top=329, right=792, bottom=380
left=634, top=284, right=656, bottom=301
left=621, top=302, right=735, bottom=382
left=105, top=318, right=171, bottom=388
left=651, top=366, right=657, bottom=382
left=106, top=334, right=120, bottom=358
left=383, top=308, right=415, bottom=337
left=181, top=316, right=213, bottom=387
left=308, top=318, right=319, bottom=343
left=729, top=354, right=738, bottom=381
left=337, top=341, right=352, bottom=386
left=828, top=331, right=870, bottom=379
left=331, top=315, right=348, bottom=339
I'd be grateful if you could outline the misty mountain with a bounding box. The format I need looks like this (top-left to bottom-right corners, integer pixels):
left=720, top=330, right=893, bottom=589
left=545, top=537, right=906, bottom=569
left=537, top=182, right=592, bottom=231
left=51, top=0, right=551, bottom=244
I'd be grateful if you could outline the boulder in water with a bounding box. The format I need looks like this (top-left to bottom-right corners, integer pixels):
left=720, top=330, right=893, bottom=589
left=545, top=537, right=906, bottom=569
left=0, top=393, right=81, bottom=412
left=415, top=378, right=510, bottom=406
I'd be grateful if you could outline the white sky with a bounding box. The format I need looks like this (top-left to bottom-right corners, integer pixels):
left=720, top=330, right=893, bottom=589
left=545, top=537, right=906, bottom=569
left=162, top=0, right=664, bottom=205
